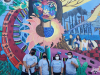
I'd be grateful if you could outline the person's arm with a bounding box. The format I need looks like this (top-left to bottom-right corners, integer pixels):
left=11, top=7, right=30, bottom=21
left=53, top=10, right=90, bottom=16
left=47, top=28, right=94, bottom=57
left=61, top=68, right=63, bottom=75
left=29, top=57, right=37, bottom=68
left=64, top=64, right=66, bottom=74
left=40, top=67, right=42, bottom=75
left=39, top=60, right=42, bottom=75
left=51, top=67, right=53, bottom=75
left=23, top=61, right=28, bottom=72
left=23, top=55, right=28, bottom=72
left=28, top=62, right=37, bottom=68
left=60, top=61, right=64, bottom=75
left=51, top=61, right=53, bottom=75
left=71, top=61, right=78, bottom=68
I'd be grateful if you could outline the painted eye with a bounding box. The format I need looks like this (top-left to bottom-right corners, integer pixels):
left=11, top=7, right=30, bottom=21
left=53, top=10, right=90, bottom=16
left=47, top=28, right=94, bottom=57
left=4, top=0, right=11, bottom=2
left=49, top=3, right=54, bottom=8
left=34, top=2, right=42, bottom=7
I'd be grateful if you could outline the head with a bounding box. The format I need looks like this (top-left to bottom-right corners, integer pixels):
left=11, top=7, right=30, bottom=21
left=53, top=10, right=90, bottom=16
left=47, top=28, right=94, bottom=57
left=88, top=40, right=91, bottom=43
left=54, top=54, right=61, bottom=60
left=30, top=48, right=36, bottom=55
left=42, top=52, right=49, bottom=68
left=83, top=38, right=86, bottom=42
left=67, top=52, right=73, bottom=59
left=70, top=34, right=73, bottom=39
left=29, top=0, right=62, bottom=23
left=76, top=35, right=79, bottom=39
left=42, top=52, right=47, bottom=58
left=76, top=35, right=81, bottom=41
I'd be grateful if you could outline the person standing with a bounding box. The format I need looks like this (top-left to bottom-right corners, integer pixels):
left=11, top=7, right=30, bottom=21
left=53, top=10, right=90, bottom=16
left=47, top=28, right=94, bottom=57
left=51, top=54, right=64, bottom=75
left=21, top=49, right=37, bottom=75
left=82, top=39, right=88, bottom=51
left=39, top=52, right=50, bottom=75
left=65, top=52, right=78, bottom=75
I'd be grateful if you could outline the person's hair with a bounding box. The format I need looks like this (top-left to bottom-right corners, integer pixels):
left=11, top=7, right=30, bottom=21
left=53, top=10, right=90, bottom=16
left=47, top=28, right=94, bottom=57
left=67, top=52, right=73, bottom=57
left=88, top=39, right=91, bottom=43
left=42, top=52, right=49, bottom=69
left=76, top=35, right=81, bottom=42
left=54, top=54, right=61, bottom=60
left=31, top=48, right=36, bottom=52
left=83, top=38, right=86, bottom=40
left=29, top=0, right=62, bottom=23
left=29, top=48, right=36, bottom=54
left=88, top=39, right=93, bottom=46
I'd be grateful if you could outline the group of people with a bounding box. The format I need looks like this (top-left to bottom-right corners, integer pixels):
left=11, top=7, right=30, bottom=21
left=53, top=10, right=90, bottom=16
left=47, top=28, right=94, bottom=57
left=65, top=35, right=94, bottom=51
left=21, top=49, right=78, bottom=75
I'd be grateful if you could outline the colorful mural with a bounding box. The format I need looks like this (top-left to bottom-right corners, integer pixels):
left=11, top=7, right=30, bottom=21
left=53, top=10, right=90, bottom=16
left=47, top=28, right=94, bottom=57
left=0, top=0, right=100, bottom=75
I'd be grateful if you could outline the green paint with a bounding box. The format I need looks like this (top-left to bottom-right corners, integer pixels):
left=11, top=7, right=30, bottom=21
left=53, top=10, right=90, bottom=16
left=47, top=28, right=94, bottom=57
left=13, top=31, right=19, bottom=33
left=0, top=60, right=22, bottom=75
left=23, top=46, right=28, bottom=52
left=0, top=33, right=1, bottom=36
left=14, top=0, right=21, bottom=4
left=21, top=4, right=27, bottom=9
left=76, top=59, right=88, bottom=75
left=0, top=2, right=3, bottom=5
left=34, top=8, right=39, bottom=15
left=9, top=6, right=15, bottom=10
left=45, top=46, right=51, bottom=62
left=0, top=5, right=7, bottom=16
left=15, top=42, right=22, bottom=45
left=19, top=13, right=24, bottom=18
left=16, top=19, right=22, bottom=24
left=14, top=25, right=20, bottom=28
left=0, top=27, right=2, bottom=31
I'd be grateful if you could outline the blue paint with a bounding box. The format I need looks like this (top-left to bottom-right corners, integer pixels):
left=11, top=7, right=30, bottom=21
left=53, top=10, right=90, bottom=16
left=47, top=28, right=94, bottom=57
left=44, top=26, right=54, bottom=38
left=1, top=50, right=6, bottom=55
left=63, top=34, right=100, bottom=40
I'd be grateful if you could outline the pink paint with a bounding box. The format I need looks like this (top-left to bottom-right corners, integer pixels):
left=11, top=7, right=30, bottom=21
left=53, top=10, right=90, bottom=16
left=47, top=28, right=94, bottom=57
left=50, top=48, right=100, bottom=75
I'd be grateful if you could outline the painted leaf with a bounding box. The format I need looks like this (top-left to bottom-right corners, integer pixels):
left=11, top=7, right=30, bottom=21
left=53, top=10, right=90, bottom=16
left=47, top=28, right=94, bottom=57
left=21, top=4, right=27, bottom=9
left=0, top=5, right=7, bottom=16
left=13, top=3, right=20, bottom=7
left=14, top=0, right=21, bottom=4
left=9, top=6, right=15, bottom=10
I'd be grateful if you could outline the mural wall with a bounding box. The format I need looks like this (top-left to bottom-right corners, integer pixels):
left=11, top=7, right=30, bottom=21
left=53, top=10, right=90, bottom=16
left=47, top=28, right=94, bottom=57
left=0, top=0, right=100, bottom=75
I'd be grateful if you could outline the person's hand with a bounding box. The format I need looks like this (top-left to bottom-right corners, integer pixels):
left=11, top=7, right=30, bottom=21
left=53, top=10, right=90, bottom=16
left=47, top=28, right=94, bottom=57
left=27, top=65, right=30, bottom=68
left=71, top=61, right=74, bottom=65
left=51, top=74, right=54, bottom=75
left=26, top=68, right=28, bottom=73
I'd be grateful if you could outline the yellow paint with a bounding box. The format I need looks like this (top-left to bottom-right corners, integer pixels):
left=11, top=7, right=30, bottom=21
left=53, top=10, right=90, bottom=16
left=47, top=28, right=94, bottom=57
left=13, top=1, right=28, bottom=10
left=61, top=0, right=91, bottom=13
left=87, top=5, right=100, bottom=22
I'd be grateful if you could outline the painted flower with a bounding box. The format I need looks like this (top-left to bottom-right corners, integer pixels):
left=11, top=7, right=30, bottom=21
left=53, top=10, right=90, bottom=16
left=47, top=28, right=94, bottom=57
left=22, top=14, right=64, bottom=51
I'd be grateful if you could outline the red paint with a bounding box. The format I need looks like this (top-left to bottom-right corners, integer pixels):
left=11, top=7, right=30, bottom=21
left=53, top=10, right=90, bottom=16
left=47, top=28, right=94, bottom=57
left=0, top=54, right=7, bottom=61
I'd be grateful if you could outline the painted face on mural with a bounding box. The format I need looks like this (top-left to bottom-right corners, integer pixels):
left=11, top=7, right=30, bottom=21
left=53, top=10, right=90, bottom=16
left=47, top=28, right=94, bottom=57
left=33, top=0, right=57, bottom=22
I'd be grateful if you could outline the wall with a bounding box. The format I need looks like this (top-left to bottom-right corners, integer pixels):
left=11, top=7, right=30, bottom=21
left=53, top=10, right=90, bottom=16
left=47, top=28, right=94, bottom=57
left=0, top=0, right=100, bottom=75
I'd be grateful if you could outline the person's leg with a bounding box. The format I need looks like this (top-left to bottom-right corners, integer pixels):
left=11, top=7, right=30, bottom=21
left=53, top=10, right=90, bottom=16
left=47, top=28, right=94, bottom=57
left=85, top=48, right=86, bottom=51
left=77, top=43, right=80, bottom=50
left=73, top=42, right=77, bottom=49
left=82, top=48, right=84, bottom=51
